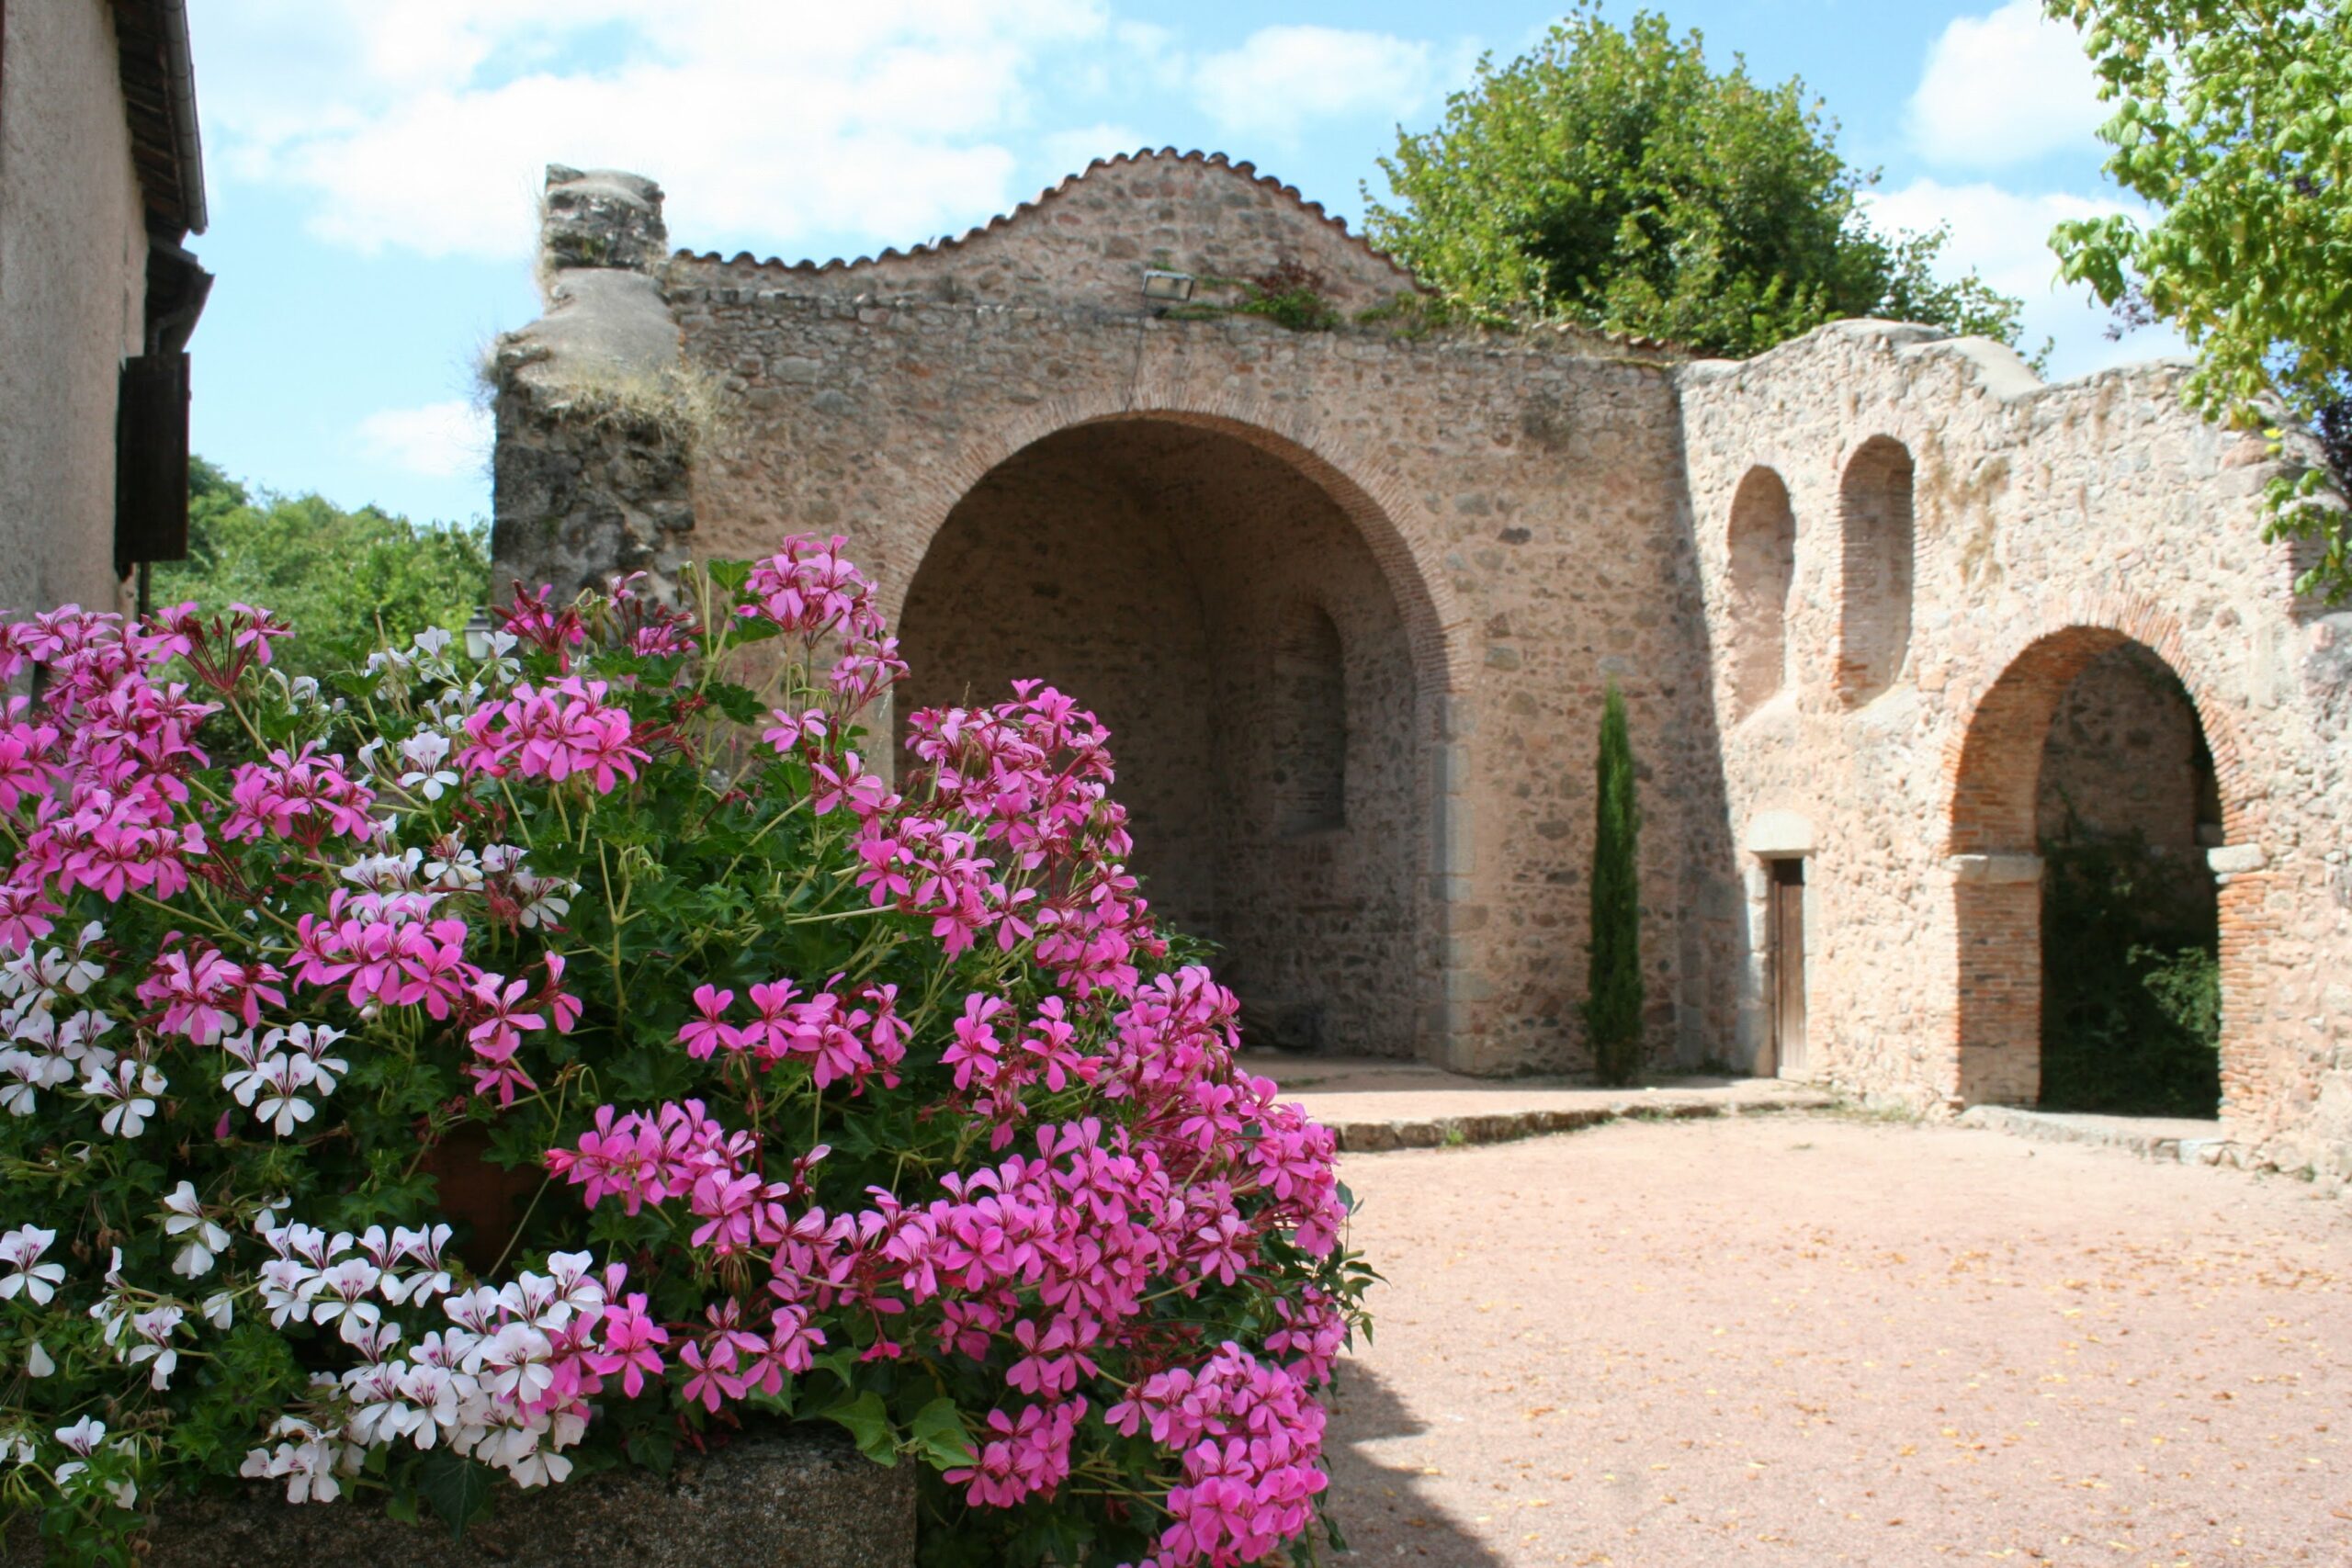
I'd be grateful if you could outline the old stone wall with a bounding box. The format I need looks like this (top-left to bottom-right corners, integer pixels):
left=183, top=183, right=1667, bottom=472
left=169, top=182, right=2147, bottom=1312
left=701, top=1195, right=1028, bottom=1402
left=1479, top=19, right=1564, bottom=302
left=659, top=289, right=1713, bottom=1076
left=490, top=171, right=700, bottom=604
left=1677, top=321, right=2352, bottom=1176
left=677, top=151, right=1417, bottom=317
left=0, top=0, right=149, bottom=620
left=493, top=152, right=2352, bottom=1180
left=497, top=154, right=1723, bottom=1076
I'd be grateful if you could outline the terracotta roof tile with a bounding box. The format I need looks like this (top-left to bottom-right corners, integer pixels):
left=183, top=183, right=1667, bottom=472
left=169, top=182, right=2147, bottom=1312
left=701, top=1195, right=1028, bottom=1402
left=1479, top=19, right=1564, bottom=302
left=674, top=148, right=1418, bottom=284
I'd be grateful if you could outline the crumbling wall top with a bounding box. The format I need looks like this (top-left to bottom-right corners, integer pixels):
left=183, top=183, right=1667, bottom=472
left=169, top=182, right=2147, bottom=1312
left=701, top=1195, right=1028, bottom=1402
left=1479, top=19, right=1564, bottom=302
left=541, top=165, right=669, bottom=275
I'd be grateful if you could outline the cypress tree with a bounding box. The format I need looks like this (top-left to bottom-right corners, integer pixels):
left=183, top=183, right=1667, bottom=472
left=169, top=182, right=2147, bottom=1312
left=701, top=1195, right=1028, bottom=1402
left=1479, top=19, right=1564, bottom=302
left=1585, top=682, right=1645, bottom=1084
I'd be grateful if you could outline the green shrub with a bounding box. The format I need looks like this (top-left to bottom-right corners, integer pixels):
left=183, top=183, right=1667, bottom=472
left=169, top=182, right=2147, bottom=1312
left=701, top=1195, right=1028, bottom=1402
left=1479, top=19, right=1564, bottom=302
left=2039, top=826, right=2222, bottom=1116
left=1584, top=684, right=1643, bottom=1085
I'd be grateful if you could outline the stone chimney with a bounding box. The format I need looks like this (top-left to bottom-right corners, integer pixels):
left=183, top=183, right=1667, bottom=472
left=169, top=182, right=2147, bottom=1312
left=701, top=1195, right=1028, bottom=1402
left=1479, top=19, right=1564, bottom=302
left=538, top=165, right=669, bottom=274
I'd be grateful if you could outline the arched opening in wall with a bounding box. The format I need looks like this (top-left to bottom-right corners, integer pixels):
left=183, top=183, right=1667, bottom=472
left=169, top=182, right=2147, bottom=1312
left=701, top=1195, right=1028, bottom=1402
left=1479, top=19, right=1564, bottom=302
left=1835, top=437, right=1915, bottom=705
left=1950, top=629, right=2226, bottom=1116
left=899, top=417, right=1428, bottom=1057
left=1724, top=466, right=1794, bottom=716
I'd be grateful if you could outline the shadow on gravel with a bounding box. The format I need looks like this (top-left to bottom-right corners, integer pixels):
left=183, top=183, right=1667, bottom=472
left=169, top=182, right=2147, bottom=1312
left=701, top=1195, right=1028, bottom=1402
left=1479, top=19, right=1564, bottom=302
left=1321, top=1362, right=1508, bottom=1562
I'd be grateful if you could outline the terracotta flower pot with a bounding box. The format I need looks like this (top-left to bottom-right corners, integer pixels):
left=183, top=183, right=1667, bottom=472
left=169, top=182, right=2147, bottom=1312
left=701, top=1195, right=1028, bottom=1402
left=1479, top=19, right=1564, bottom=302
left=416, top=1123, right=544, bottom=1272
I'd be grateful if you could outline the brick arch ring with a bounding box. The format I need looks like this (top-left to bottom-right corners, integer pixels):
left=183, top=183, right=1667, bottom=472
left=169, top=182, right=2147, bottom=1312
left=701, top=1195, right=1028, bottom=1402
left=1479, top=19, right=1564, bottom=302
left=1941, top=592, right=2256, bottom=857
left=870, top=392, right=1476, bottom=719
left=1937, top=593, right=2262, bottom=1111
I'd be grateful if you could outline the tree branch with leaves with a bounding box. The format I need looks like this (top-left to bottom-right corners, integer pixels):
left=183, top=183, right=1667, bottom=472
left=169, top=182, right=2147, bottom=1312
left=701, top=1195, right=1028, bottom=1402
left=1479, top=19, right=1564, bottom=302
left=2046, top=0, right=2352, bottom=598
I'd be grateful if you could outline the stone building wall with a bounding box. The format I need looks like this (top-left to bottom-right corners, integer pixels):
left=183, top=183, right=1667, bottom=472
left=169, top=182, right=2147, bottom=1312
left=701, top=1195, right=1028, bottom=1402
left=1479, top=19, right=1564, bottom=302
left=1677, top=321, right=2352, bottom=1177
left=656, top=276, right=1713, bottom=1077
left=497, top=156, right=1721, bottom=1077
left=0, top=0, right=152, bottom=620
left=493, top=155, right=2352, bottom=1180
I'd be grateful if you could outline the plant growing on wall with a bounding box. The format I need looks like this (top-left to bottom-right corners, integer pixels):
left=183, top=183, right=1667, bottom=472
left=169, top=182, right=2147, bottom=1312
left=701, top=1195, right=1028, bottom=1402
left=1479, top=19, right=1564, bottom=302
left=0, top=543, right=1369, bottom=1566
left=1585, top=683, right=1644, bottom=1085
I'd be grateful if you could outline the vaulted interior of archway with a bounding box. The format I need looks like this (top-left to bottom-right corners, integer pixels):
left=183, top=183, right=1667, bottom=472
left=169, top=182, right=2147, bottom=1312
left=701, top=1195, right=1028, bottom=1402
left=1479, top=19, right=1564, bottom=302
left=899, top=418, right=1428, bottom=1056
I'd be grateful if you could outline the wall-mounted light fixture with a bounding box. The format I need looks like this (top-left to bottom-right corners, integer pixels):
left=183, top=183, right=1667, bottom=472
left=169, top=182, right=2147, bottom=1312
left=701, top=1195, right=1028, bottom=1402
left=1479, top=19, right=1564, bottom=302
left=1141, top=269, right=1195, bottom=303
left=462, top=607, right=497, bottom=660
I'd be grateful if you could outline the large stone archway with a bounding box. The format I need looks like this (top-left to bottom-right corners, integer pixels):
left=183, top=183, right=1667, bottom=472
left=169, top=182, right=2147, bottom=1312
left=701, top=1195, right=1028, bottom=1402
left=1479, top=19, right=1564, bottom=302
left=1945, top=623, right=2253, bottom=1110
left=898, top=414, right=1446, bottom=1058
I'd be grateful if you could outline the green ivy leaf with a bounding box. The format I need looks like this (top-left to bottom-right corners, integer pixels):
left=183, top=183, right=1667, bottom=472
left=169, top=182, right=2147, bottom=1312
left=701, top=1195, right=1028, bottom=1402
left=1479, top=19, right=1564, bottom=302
left=908, top=1396, right=976, bottom=1472
left=819, top=1390, right=899, bottom=1467
left=418, top=1451, right=498, bottom=1541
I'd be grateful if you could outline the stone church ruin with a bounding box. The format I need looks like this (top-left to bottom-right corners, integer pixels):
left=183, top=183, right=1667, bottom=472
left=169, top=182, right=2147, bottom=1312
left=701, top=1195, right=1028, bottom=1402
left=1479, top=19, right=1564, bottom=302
left=492, top=155, right=2352, bottom=1183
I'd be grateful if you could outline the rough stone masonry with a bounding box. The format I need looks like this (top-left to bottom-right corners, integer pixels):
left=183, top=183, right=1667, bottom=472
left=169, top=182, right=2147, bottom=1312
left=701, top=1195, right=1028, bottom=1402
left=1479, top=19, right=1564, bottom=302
left=491, top=154, right=2352, bottom=1188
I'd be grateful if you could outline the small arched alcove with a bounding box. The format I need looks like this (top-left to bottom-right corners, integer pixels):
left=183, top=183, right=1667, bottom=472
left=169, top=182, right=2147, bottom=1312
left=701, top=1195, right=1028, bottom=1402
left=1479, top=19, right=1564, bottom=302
left=1724, top=465, right=1795, bottom=716
left=1835, top=437, right=1916, bottom=705
left=1272, top=601, right=1348, bottom=837
left=898, top=416, right=1432, bottom=1056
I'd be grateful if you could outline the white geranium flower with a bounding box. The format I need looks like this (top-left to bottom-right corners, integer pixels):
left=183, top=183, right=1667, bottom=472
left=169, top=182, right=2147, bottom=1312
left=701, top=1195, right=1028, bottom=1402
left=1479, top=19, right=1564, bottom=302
left=252, top=1055, right=318, bottom=1137
left=200, top=1292, right=234, bottom=1331
left=27, top=1340, right=54, bottom=1378
left=277, top=1439, right=341, bottom=1504
left=163, top=1181, right=232, bottom=1279
left=54, top=1416, right=104, bottom=1456
left=291, top=1023, right=347, bottom=1086
left=310, top=1258, right=382, bottom=1330
left=0, top=1225, right=65, bottom=1304
left=0, top=1045, right=65, bottom=1116
left=123, top=1305, right=185, bottom=1390
left=340, top=847, right=422, bottom=891
left=516, top=874, right=576, bottom=930
left=85, top=1058, right=164, bottom=1138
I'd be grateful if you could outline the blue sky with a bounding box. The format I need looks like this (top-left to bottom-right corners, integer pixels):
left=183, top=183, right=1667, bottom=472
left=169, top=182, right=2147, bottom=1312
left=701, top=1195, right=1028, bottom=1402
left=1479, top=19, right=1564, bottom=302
left=181, top=0, right=2175, bottom=527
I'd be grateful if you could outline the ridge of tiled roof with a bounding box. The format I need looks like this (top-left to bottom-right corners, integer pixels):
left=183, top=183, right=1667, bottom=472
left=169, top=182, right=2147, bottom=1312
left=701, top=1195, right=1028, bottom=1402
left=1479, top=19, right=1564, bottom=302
left=673, top=148, right=1420, bottom=283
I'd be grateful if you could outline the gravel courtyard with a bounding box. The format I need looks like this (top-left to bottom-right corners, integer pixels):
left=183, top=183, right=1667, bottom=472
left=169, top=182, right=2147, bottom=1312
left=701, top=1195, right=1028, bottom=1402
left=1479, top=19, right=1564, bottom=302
left=1323, top=1114, right=2350, bottom=1565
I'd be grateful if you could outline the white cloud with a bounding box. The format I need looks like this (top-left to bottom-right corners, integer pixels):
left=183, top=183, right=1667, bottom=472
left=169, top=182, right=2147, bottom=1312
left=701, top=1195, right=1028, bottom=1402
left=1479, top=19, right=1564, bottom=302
left=357, top=400, right=492, bottom=479
left=1905, top=0, right=2108, bottom=169
left=192, top=0, right=1109, bottom=260
left=1862, top=178, right=2185, bottom=380
left=1192, top=27, right=1436, bottom=142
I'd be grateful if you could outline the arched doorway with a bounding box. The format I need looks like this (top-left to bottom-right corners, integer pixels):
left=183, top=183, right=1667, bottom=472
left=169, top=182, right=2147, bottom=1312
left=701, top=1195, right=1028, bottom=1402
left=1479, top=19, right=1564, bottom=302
left=899, top=415, right=1434, bottom=1057
left=1949, top=627, right=2228, bottom=1112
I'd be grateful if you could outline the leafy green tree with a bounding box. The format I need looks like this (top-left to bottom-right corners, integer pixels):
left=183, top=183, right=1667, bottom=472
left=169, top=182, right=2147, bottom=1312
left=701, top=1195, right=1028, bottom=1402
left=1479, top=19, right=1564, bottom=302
left=1364, top=4, right=2026, bottom=358
left=2045, top=0, right=2352, bottom=599
left=1585, top=683, right=1645, bottom=1086
left=155, top=457, right=491, bottom=674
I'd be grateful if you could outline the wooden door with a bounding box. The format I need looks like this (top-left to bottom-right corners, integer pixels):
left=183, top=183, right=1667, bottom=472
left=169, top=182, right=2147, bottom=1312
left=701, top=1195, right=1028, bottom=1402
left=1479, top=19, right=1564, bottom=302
left=1770, top=859, right=1808, bottom=1078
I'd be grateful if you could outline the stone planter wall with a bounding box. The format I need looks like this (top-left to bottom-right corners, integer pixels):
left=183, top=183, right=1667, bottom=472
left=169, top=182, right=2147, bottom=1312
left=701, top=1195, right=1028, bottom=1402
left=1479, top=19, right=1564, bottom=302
left=6, top=1429, right=912, bottom=1567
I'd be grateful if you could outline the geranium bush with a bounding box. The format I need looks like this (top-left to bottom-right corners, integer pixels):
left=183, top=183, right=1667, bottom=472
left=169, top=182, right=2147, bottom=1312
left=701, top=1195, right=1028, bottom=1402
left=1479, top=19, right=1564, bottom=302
left=0, top=539, right=1372, bottom=1567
